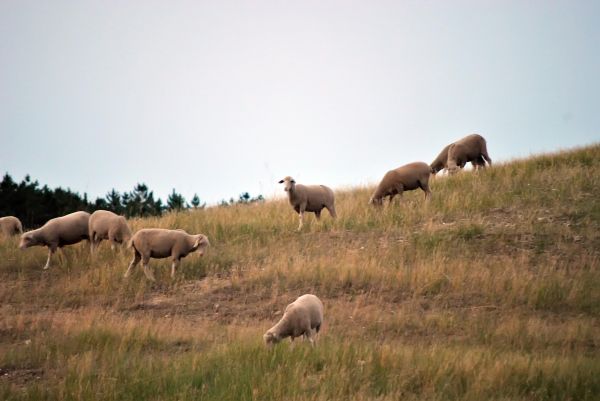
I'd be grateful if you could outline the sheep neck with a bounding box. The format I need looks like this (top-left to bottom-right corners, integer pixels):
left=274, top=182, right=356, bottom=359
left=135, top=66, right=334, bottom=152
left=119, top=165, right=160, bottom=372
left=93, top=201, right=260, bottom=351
left=272, top=315, right=293, bottom=339
left=183, top=234, right=197, bottom=252
left=30, top=228, right=47, bottom=246
left=287, top=185, right=300, bottom=205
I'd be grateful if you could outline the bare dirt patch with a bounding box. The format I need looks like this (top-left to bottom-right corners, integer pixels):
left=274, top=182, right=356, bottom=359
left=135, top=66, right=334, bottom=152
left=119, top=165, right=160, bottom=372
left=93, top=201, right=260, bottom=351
left=0, top=366, right=44, bottom=387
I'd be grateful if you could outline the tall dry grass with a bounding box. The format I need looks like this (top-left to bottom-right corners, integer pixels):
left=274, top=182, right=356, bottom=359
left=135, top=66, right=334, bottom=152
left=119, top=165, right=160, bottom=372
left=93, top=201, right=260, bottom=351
left=0, top=144, right=599, bottom=400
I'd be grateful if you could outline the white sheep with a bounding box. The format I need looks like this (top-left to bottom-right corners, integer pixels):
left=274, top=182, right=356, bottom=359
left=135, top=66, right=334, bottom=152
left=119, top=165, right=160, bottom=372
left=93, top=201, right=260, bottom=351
left=278, top=176, right=336, bottom=230
left=263, top=294, right=324, bottom=347
left=0, top=216, right=23, bottom=237
left=446, top=134, right=492, bottom=174
left=369, top=162, right=432, bottom=206
left=89, top=210, right=132, bottom=253
left=124, top=228, right=210, bottom=281
left=19, top=211, right=90, bottom=270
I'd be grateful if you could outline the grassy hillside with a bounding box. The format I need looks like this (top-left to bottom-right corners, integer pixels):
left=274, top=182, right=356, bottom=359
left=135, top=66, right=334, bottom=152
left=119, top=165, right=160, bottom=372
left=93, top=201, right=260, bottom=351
left=1, top=145, right=599, bottom=400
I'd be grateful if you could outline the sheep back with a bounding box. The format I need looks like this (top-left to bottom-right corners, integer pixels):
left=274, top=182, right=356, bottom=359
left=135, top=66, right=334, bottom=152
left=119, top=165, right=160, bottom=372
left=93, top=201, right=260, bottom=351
left=448, top=134, right=488, bottom=166
left=131, top=228, right=196, bottom=259
left=286, top=294, right=324, bottom=333
left=295, top=184, right=335, bottom=213
left=0, top=216, right=23, bottom=236
left=372, top=162, right=431, bottom=200
left=430, top=144, right=451, bottom=174
left=89, top=210, right=132, bottom=243
left=20, top=211, right=90, bottom=248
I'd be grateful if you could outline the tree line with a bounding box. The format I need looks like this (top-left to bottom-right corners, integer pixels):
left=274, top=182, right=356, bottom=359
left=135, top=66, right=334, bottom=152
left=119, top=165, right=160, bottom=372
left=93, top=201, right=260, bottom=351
left=0, top=173, right=264, bottom=228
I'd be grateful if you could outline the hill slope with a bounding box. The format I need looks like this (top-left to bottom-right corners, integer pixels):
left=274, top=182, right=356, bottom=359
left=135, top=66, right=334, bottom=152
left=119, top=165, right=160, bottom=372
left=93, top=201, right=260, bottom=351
left=1, top=145, right=599, bottom=400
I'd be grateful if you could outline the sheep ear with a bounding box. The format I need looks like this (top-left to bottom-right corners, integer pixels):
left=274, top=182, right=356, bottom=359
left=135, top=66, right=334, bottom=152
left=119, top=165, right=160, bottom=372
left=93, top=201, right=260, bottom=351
left=291, top=179, right=295, bottom=184
left=278, top=179, right=284, bottom=184
left=194, top=236, right=204, bottom=248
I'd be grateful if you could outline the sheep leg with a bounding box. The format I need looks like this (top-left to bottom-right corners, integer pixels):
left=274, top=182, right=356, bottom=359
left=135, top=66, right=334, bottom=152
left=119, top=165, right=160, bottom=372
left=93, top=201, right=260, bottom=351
left=314, top=210, right=321, bottom=220
left=142, top=258, right=156, bottom=282
left=303, top=330, right=316, bottom=348
left=481, top=142, right=492, bottom=166
left=43, top=247, right=56, bottom=270
left=90, top=234, right=97, bottom=255
left=474, top=156, right=485, bottom=170
left=419, top=181, right=432, bottom=201
left=124, top=251, right=141, bottom=278
left=297, top=211, right=305, bottom=231
left=108, top=230, right=118, bottom=251
left=389, top=185, right=403, bottom=205
left=171, top=258, right=180, bottom=278
left=57, top=247, right=67, bottom=265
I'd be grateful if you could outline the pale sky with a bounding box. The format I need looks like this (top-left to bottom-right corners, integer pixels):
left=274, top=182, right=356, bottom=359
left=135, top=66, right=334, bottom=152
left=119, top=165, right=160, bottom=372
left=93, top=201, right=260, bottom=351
left=1, top=1, right=599, bottom=204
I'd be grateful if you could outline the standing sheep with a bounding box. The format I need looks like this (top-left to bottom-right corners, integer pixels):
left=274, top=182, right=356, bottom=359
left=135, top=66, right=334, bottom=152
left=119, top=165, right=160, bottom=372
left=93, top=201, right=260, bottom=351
left=125, top=228, right=210, bottom=281
left=278, top=176, right=336, bottom=230
left=264, top=294, right=324, bottom=347
left=369, top=162, right=432, bottom=206
left=0, top=216, right=23, bottom=237
left=89, top=210, right=132, bottom=253
left=19, top=211, right=90, bottom=270
left=447, top=134, right=492, bottom=174
left=430, top=143, right=486, bottom=175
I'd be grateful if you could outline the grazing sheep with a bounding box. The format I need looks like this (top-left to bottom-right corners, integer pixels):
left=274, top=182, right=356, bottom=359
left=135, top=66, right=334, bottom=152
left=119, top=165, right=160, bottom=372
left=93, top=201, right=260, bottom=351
left=369, top=162, right=432, bottom=206
left=19, top=211, right=90, bottom=270
left=264, top=294, right=324, bottom=347
left=430, top=144, right=451, bottom=175
left=430, top=144, right=486, bottom=175
left=0, top=216, right=23, bottom=237
left=278, top=176, right=336, bottom=230
left=125, top=228, right=210, bottom=281
left=447, top=134, right=492, bottom=174
left=89, top=210, right=132, bottom=253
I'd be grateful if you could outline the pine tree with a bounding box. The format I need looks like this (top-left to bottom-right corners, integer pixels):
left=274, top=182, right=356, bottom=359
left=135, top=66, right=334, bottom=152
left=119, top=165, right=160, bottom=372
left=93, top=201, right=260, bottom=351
left=191, top=194, right=200, bottom=208
left=167, top=189, right=187, bottom=211
left=127, top=183, right=162, bottom=217
left=105, top=189, right=124, bottom=214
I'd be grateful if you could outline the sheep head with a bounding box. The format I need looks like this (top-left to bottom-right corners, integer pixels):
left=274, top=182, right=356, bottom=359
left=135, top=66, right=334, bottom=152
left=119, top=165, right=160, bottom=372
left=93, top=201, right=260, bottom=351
left=263, top=330, right=281, bottom=347
left=447, top=162, right=460, bottom=175
left=278, top=176, right=296, bottom=193
left=19, top=232, right=40, bottom=249
left=368, top=196, right=383, bottom=207
left=119, top=217, right=133, bottom=244
left=193, top=234, right=210, bottom=256
left=121, top=231, right=133, bottom=245
left=446, top=144, right=461, bottom=174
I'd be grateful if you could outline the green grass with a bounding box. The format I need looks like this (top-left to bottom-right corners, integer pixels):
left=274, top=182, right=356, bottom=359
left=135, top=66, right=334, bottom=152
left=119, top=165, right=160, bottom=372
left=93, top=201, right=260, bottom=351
left=1, top=144, right=599, bottom=400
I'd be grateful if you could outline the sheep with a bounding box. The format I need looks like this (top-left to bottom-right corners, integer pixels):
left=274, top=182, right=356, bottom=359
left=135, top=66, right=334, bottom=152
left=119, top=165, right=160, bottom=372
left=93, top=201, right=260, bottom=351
left=447, top=134, right=492, bottom=174
left=0, top=216, right=23, bottom=237
left=263, top=294, right=324, bottom=347
left=278, top=176, right=336, bottom=230
left=369, top=162, right=432, bottom=206
left=19, top=211, right=90, bottom=270
left=89, top=210, right=132, bottom=253
left=124, top=228, right=210, bottom=281
left=430, top=143, right=486, bottom=175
